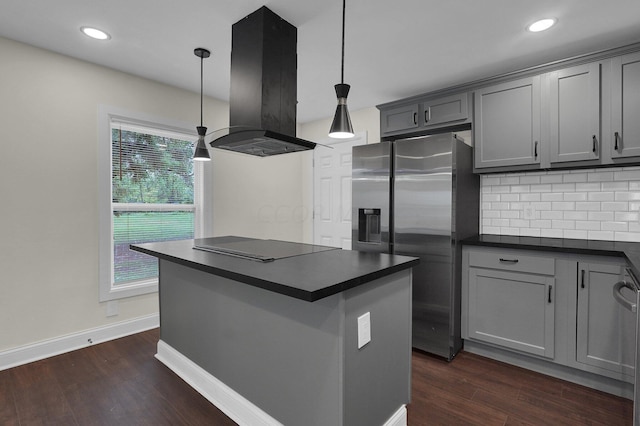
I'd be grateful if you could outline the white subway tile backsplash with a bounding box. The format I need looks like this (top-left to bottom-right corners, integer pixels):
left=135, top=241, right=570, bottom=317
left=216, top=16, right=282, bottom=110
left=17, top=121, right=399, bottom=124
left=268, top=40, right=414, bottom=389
left=541, top=229, right=563, bottom=238
left=588, top=192, right=614, bottom=202
left=602, top=221, right=628, bottom=232
left=541, top=174, right=563, bottom=184
left=575, top=202, right=601, bottom=211
left=520, top=228, right=541, bottom=237
left=552, top=220, right=575, bottom=230
left=480, top=166, right=640, bottom=242
left=603, top=181, right=629, bottom=191
left=541, top=193, right=564, bottom=202
left=601, top=202, right=629, bottom=212
left=564, top=230, right=589, bottom=239
left=552, top=183, right=576, bottom=192
left=501, top=194, right=520, bottom=202
left=541, top=211, right=564, bottom=220
left=588, top=230, right=615, bottom=240
left=588, top=171, right=614, bottom=182
left=551, top=202, right=575, bottom=211
left=482, top=194, right=501, bottom=202
left=563, top=193, right=587, bottom=202
left=588, top=211, right=614, bottom=221
left=576, top=183, right=601, bottom=192
left=530, top=184, right=552, bottom=192
left=501, top=176, right=520, bottom=185
left=564, top=211, right=588, bottom=220
left=563, top=173, right=588, bottom=183
left=520, top=176, right=541, bottom=184
left=576, top=221, right=601, bottom=230
left=615, top=192, right=640, bottom=201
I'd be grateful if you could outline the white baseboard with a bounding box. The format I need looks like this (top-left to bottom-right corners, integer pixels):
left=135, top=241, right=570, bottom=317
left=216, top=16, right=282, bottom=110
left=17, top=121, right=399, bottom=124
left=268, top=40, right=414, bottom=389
left=157, top=340, right=407, bottom=426
left=384, top=405, right=407, bottom=426
left=156, top=340, right=282, bottom=426
left=0, top=313, right=159, bottom=371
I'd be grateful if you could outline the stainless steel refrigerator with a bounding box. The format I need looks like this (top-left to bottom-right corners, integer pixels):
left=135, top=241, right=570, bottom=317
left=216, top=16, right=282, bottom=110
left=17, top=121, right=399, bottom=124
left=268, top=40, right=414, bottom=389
left=352, top=133, right=479, bottom=360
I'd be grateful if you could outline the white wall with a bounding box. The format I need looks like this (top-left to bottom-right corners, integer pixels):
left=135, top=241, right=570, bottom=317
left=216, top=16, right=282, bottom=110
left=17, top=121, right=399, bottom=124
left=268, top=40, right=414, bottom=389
left=0, top=37, right=231, bottom=353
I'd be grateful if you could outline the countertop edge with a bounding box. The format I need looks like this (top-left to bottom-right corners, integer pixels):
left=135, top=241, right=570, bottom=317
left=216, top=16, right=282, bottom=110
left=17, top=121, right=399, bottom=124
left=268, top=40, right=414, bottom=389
left=462, top=234, right=640, bottom=281
left=131, top=244, right=419, bottom=302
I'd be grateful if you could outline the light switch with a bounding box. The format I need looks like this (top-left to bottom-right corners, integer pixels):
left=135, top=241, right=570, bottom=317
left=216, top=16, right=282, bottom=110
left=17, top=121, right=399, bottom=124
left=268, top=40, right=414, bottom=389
left=357, top=312, right=371, bottom=349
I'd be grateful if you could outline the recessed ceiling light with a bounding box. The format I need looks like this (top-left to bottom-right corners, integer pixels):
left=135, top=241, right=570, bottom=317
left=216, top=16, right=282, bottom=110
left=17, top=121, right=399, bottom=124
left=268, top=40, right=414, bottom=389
left=527, top=18, right=557, bottom=33
left=80, top=26, right=111, bottom=40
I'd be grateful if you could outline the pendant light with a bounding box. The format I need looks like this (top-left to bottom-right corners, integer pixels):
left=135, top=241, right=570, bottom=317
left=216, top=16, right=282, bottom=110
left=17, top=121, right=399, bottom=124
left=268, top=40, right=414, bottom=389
left=193, top=47, right=211, bottom=161
left=328, top=0, right=354, bottom=139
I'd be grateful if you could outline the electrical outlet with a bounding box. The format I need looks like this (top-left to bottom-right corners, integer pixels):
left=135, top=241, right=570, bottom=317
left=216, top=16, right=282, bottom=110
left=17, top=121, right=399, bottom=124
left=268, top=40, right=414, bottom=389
left=357, top=312, right=371, bottom=349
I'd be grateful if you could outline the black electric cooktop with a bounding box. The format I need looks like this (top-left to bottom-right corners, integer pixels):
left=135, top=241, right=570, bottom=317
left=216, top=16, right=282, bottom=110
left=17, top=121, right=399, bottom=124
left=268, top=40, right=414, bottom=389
left=193, top=236, right=338, bottom=262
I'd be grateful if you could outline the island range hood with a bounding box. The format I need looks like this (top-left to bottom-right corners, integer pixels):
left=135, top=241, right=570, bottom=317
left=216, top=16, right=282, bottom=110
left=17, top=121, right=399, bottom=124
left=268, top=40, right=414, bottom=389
left=209, top=6, right=317, bottom=157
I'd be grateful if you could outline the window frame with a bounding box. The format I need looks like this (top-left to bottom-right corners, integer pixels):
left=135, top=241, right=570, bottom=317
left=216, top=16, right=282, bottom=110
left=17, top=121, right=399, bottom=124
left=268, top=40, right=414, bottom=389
left=98, top=105, right=206, bottom=301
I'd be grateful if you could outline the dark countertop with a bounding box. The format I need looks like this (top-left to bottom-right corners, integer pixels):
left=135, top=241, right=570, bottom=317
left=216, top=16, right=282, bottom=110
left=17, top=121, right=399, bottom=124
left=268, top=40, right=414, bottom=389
left=463, top=234, right=640, bottom=281
left=131, top=236, right=419, bottom=302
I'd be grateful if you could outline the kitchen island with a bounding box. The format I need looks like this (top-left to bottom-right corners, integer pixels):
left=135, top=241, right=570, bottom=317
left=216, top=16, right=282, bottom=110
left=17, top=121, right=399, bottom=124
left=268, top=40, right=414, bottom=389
left=131, top=236, right=418, bottom=426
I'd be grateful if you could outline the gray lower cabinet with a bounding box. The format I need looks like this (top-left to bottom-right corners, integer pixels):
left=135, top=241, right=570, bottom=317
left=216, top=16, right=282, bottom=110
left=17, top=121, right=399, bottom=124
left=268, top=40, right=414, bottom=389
left=549, top=62, right=602, bottom=165
left=473, top=76, right=541, bottom=170
left=611, top=51, right=640, bottom=159
left=576, top=262, right=635, bottom=382
left=464, top=249, right=555, bottom=358
left=462, top=246, right=635, bottom=395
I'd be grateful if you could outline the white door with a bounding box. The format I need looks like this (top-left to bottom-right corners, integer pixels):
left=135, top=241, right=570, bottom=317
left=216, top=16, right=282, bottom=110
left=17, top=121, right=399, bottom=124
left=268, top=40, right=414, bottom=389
left=313, top=133, right=367, bottom=249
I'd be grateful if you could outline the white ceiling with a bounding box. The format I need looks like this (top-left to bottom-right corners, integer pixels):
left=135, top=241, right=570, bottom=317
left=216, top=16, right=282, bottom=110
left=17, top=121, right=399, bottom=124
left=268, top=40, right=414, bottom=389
left=2, top=0, right=640, bottom=124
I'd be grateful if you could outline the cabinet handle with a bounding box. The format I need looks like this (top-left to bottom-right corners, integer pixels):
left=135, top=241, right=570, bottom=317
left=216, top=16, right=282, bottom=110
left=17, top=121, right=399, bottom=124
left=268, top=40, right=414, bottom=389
left=592, top=135, right=598, bottom=153
left=548, top=285, right=553, bottom=303
left=424, top=108, right=431, bottom=123
left=499, top=258, right=519, bottom=263
left=413, top=112, right=417, bottom=125
left=614, top=132, right=620, bottom=151
left=581, top=269, right=585, bottom=288
left=534, top=141, right=538, bottom=158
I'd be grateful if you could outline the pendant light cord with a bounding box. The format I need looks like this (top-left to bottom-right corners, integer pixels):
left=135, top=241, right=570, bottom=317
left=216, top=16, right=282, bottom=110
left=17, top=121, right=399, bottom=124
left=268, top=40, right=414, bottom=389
left=341, top=0, right=346, bottom=84
left=200, top=55, right=204, bottom=127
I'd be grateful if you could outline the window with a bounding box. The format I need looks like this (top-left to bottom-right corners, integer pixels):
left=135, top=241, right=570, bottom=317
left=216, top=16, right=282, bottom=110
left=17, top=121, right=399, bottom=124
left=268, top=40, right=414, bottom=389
left=99, top=106, right=205, bottom=301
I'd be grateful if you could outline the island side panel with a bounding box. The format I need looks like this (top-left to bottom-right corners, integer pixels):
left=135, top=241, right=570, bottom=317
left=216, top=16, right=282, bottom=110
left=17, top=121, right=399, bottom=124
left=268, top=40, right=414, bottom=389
left=343, top=269, right=412, bottom=426
left=158, top=260, right=344, bottom=426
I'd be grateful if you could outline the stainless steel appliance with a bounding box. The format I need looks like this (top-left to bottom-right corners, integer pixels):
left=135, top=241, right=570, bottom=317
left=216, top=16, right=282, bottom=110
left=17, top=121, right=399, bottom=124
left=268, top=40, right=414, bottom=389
left=352, top=133, right=479, bottom=360
left=613, top=268, right=640, bottom=425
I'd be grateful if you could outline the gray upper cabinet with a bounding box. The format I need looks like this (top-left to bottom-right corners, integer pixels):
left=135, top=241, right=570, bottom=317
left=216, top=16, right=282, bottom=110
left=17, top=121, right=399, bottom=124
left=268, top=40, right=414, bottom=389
left=473, top=76, right=541, bottom=170
left=549, top=62, right=601, bottom=165
left=611, top=52, right=640, bottom=159
left=420, top=93, right=469, bottom=128
left=379, top=92, right=470, bottom=138
left=380, top=104, right=419, bottom=136
left=576, top=262, right=634, bottom=382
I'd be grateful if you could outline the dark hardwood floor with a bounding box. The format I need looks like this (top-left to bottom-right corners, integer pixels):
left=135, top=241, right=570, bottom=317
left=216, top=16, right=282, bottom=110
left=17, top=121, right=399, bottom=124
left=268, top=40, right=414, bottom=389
left=0, top=329, right=632, bottom=425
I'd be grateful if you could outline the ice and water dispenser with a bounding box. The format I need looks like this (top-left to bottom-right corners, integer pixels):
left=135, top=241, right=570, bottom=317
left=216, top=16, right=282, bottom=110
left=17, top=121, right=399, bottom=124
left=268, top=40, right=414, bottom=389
left=357, top=208, right=381, bottom=243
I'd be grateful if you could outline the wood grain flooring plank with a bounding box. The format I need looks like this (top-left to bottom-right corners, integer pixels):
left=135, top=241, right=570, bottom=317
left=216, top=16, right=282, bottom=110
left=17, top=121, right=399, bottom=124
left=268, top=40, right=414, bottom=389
left=0, top=369, right=19, bottom=426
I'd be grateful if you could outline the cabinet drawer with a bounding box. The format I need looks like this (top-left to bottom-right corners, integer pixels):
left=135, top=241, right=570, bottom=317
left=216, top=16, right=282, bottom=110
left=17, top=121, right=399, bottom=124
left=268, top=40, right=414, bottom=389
left=468, top=250, right=554, bottom=275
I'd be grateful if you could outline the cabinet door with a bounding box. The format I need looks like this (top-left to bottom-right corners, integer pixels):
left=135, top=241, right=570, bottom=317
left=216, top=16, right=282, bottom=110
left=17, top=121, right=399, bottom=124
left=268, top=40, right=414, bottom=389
left=474, top=76, right=541, bottom=169
left=549, top=63, right=601, bottom=164
left=611, top=52, right=640, bottom=158
left=576, top=262, right=635, bottom=381
left=467, top=267, right=555, bottom=358
left=421, top=93, right=468, bottom=128
left=380, top=104, right=419, bottom=136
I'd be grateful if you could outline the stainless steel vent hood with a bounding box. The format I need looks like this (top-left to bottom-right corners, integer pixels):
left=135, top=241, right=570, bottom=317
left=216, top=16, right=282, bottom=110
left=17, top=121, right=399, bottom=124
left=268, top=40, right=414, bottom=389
left=210, top=6, right=316, bottom=157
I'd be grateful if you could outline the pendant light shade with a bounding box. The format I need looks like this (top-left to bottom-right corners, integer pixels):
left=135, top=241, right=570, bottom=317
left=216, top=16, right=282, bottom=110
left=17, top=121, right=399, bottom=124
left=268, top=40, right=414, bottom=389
left=329, top=83, right=354, bottom=138
left=193, top=47, right=211, bottom=162
left=329, top=0, right=354, bottom=139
